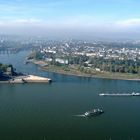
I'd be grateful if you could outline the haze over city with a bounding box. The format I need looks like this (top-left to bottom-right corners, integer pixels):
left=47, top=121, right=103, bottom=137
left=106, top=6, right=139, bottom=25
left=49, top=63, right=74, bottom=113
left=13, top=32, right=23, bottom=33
left=0, top=0, right=140, bottom=39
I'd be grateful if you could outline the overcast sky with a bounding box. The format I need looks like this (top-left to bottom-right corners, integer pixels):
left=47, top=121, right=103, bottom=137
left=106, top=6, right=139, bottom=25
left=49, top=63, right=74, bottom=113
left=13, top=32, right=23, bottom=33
left=0, top=0, right=140, bottom=40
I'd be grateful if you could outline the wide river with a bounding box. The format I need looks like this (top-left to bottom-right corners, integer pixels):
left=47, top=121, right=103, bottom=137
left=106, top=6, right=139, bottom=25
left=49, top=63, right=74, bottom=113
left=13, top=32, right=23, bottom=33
left=0, top=51, right=140, bottom=140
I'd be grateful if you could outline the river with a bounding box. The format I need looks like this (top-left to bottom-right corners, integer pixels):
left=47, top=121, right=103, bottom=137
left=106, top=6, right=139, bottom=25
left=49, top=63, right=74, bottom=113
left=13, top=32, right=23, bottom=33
left=0, top=51, right=140, bottom=140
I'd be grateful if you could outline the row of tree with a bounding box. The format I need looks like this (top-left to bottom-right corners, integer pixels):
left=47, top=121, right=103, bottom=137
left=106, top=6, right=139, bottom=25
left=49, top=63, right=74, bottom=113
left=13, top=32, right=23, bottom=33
left=0, top=64, right=10, bottom=72
left=0, top=63, right=14, bottom=77
left=67, top=55, right=140, bottom=74
left=89, top=58, right=140, bottom=74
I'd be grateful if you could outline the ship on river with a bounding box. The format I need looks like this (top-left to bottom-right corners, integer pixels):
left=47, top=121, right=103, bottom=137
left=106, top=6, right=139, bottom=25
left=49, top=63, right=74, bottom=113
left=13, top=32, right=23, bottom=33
left=84, top=109, right=104, bottom=117
left=99, top=92, right=140, bottom=96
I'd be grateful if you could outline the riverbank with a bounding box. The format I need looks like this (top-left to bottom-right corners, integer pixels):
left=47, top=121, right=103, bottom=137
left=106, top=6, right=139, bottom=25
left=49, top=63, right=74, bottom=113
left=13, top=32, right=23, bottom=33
left=0, top=75, right=51, bottom=84
left=41, top=65, right=140, bottom=81
left=26, top=59, right=140, bottom=81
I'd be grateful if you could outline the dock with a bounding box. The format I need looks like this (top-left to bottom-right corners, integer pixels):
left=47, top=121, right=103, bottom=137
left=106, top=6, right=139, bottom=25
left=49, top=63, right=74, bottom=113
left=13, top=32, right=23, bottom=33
left=99, top=92, right=140, bottom=96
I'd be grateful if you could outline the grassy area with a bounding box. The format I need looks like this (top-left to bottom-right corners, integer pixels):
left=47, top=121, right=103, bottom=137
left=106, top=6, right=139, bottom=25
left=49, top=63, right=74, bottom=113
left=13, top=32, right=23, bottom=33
left=41, top=65, right=140, bottom=81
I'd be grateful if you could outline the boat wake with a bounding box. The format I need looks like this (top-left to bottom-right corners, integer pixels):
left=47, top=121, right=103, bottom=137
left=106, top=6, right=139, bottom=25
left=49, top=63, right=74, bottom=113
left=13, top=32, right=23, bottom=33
left=74, top=114, right=86, bottom=117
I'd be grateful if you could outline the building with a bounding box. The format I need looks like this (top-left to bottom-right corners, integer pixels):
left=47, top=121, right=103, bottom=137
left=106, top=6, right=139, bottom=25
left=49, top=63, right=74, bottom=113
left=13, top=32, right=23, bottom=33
left=55, top=58, right=68, bottom=64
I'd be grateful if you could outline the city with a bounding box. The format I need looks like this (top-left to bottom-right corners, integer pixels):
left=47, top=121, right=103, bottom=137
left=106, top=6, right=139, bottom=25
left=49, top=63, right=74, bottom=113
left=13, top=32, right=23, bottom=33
left=0, top=0, right=140, bottom=140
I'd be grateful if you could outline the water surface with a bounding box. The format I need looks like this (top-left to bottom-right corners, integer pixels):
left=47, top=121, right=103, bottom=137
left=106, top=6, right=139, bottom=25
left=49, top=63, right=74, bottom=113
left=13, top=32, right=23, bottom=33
left=0, top=51, right=140, bottom=140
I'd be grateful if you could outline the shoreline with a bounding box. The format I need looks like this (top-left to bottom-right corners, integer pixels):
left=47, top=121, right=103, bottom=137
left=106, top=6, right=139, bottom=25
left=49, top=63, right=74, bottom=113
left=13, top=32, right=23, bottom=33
left=43, top=68, right=140, bottom=81
left=40, top=67, right=140, bottom=81
left=41, top=66, right=140, bottom=81
left=26, top=60, right=140, bottom=81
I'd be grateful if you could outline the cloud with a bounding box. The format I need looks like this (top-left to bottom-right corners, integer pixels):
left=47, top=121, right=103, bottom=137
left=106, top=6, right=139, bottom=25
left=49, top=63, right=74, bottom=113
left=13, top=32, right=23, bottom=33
left=1, top=16, right=140, bottom=31
left=0, top=15, right=98, bottom=29
left=0, top=18, right=43, bottom=26
left=117, top=18, right=140, bottom=27
left=0, top=16, right=140, bottom=40
left=12, top=18, right=43, bottom=24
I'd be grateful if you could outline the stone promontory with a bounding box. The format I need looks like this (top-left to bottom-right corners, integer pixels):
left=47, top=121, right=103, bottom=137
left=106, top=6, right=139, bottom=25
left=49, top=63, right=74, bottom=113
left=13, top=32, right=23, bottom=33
left=9, top=75, right=51, bottom=83
left=0, top=63, right=51, bottom=83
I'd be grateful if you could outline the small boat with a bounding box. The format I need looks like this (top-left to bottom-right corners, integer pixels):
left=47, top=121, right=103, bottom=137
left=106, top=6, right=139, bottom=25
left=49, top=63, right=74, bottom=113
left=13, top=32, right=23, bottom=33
left=84, top=109, right=104, bottom=117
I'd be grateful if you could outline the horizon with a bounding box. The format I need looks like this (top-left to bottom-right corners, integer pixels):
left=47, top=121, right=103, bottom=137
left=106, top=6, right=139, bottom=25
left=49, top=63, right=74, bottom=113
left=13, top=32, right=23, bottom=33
left=0, top=0, right=140, bottom=40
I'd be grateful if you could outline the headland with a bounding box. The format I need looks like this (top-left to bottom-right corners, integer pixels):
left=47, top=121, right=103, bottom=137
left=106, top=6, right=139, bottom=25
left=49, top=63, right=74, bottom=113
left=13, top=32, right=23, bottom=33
left=0, top=63, right=51, bottom=84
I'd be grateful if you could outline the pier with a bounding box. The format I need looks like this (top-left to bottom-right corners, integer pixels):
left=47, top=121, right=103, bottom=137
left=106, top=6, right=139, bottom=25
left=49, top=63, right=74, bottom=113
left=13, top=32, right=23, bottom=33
left=99, top=92, right=140, bottom=96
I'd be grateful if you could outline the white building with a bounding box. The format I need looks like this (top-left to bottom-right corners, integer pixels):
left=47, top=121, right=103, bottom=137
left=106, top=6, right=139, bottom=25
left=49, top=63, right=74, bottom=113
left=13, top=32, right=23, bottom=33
left=55, top=58, right=68, bottom=64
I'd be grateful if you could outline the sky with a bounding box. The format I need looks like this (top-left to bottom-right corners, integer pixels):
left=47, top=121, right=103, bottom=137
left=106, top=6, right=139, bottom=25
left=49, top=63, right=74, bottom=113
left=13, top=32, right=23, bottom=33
left=0, top=0, right=140, bottom=40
